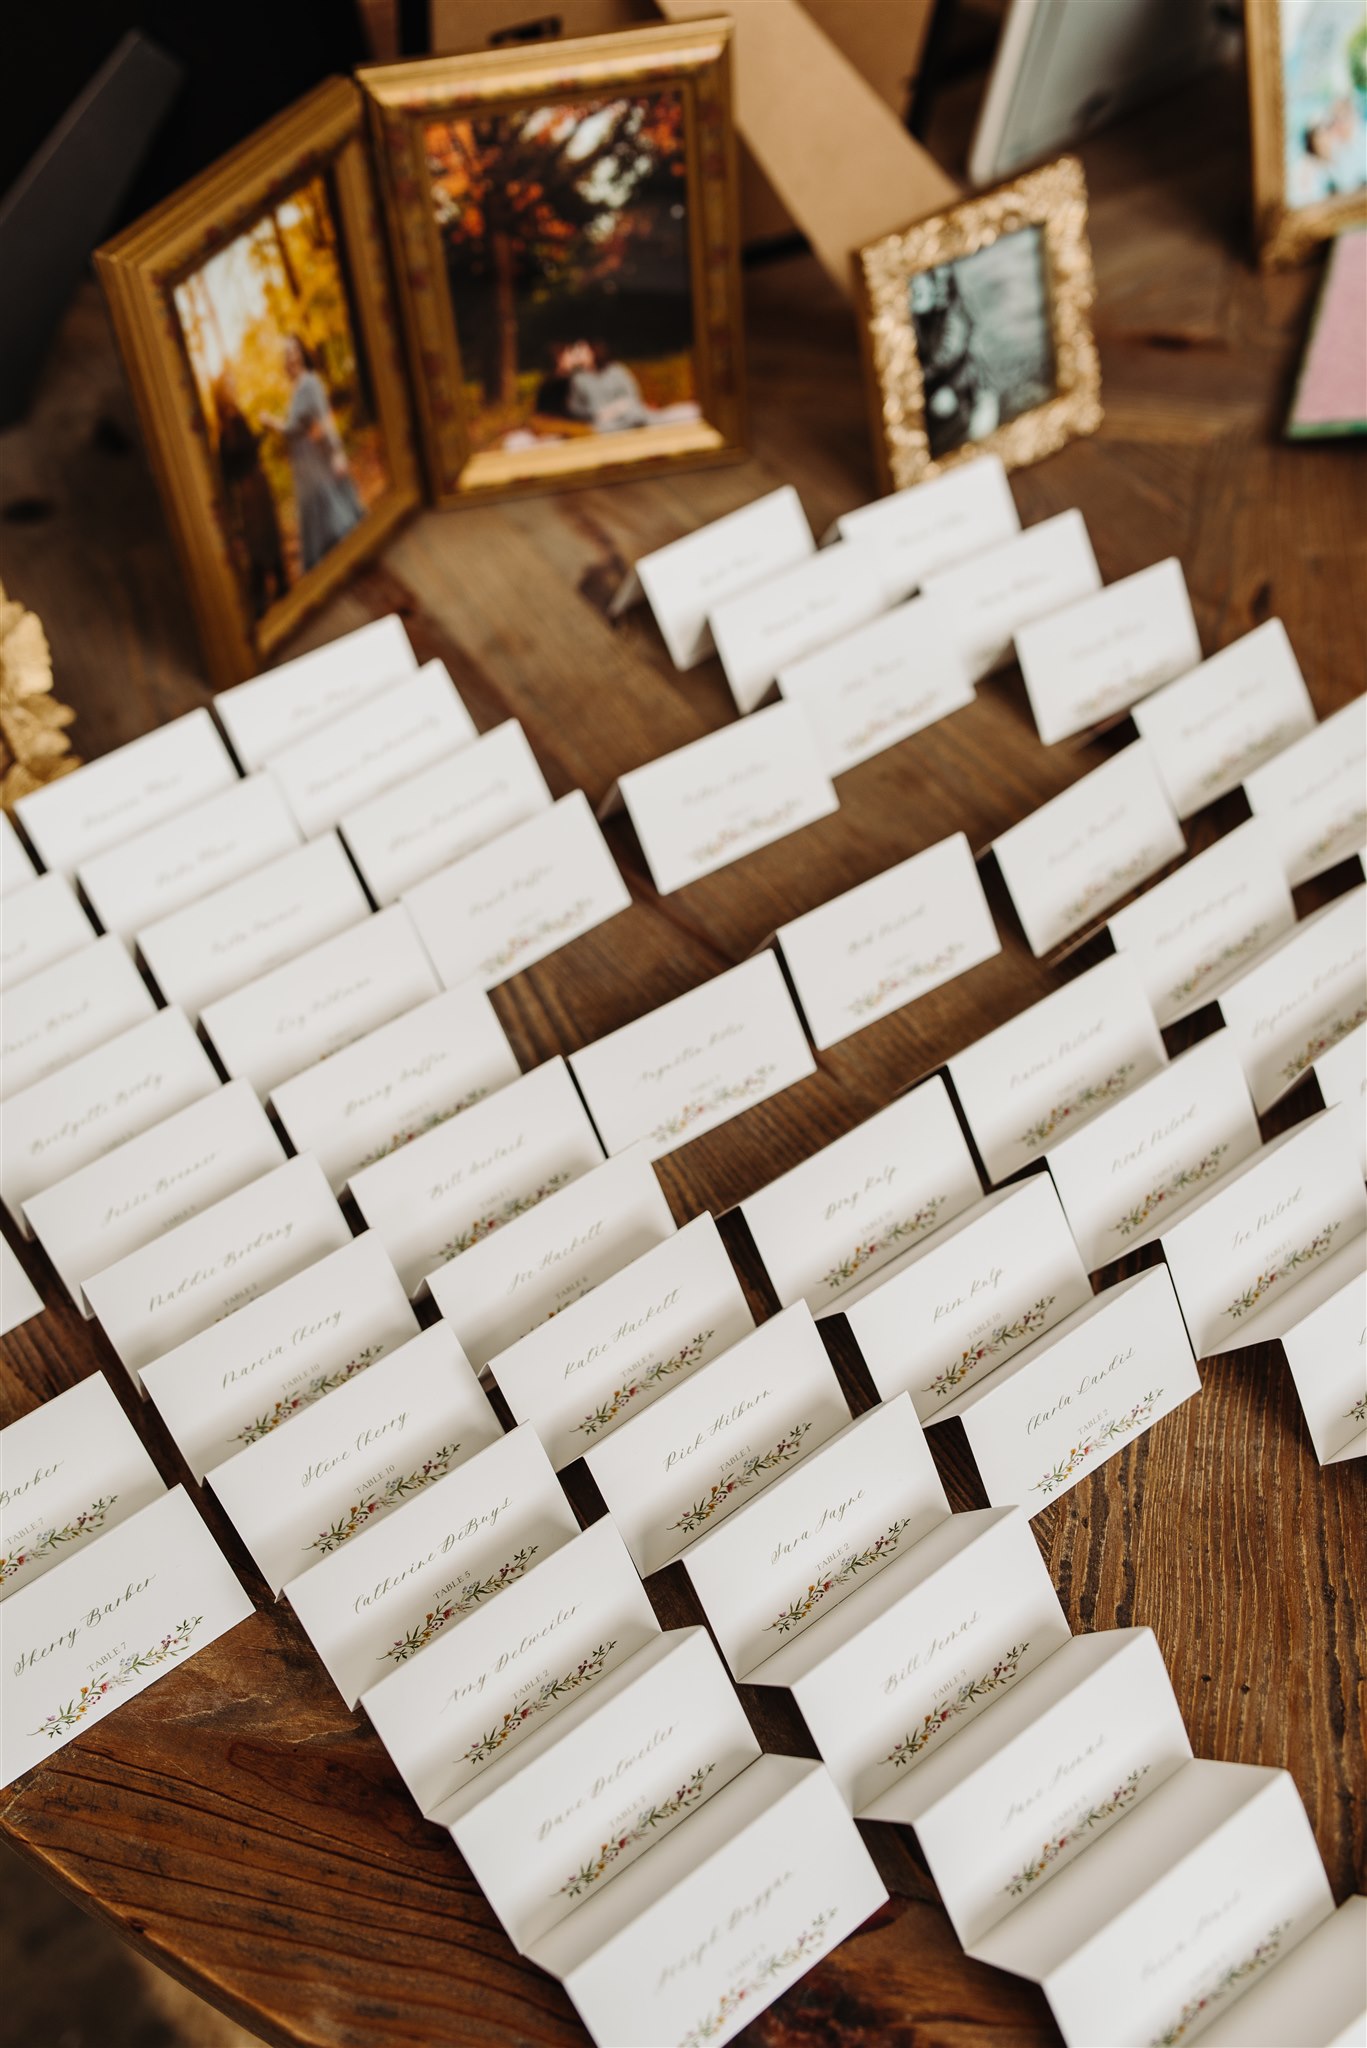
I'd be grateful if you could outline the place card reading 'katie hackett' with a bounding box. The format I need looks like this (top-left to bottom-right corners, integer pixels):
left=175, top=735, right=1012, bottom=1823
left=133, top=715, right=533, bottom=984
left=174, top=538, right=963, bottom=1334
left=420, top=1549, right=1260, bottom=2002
left=214, top=613, right=417, bottom=771
left=1244, top=695, right=1367, bottom=886
left=834, top=453, right=1020, bottom=603
left=0, top=872, right=94, bottom=993
left=708, top=539, right=887, bottom=715
left=620, top=483, right=815, bottom=670
left=1217, top=884, right=1367, bottom=1113
left=15, top=708, right=237, bottom=878
left=569, top=954, right=815, bottom=1164
left=0, top=1375, right=165, bottom=1603
left=776, top=592, right=976, bottom=777
left=1014, top=557, right=1200, bottom=747
left=0, top=935, right=156, bottom=1102
left=1132, top=618, right=1316, bottom=818
left=265, top=660, right=476, bottom=838
left=921, top=508, right=1101, bottom=682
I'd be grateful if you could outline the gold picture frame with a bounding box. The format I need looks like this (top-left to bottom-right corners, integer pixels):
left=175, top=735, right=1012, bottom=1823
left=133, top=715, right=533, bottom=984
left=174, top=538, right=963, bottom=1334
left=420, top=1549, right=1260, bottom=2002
left=853, top=155, right=1103, bottom=493
left=359, top=20, right=747, bottom=505
left=1246, top=0, right=1367, bottom=269
left=96, top=80, right=422, bottom=690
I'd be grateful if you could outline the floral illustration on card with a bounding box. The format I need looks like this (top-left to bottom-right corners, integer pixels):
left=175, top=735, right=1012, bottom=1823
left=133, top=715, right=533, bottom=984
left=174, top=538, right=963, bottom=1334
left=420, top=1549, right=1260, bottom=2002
left=648, top=1066, right=777, bottom=1147
left=460, top=1641, right=616, bottom=1766
left=1059, top=849, right=1156, bottom=932
left=821, top=1198, right=946, bottom=1292
left=764, top=1518, right=912, bottom=1636
left=1225, top=1224, right=1341, bottom=1321
left=847, top=944, right=966, bottom=1020
left=1164, top=927, right=1269, bottom=1010
left=668, top=1423, right=812, bottom=1537
left=921, top=1296, right=1058, bottom=1401
left=433, top=1172, right=574, bottom=1264
left=882, top=1645, right=1029, bottom=1769
left=478, top=898, right=595, bottom=978
left=689, top=800, right=801, bottom=868
left=1018, top=1063, right=1136, bottom=1151
left=0, top=1495, right=116, bottom=1587
left=377, top=1546, right=541, bottom=1666
left=1030, top=1391, right=1163, bottom=1496
left=1302, top=805, right=1367, bottom=872
left=1278, top=1004, right=1367, bottom=1086
left=231, top=1345, right=387, bottom=1448
left=355, top=1086, right=490, bottom=1170
left=843, top=697, right=937, bottom=759
left=1004, top=1766, right=1150, bottom=1894
left=30, top=1617, right=203, bottom=1738
left=1112, top=1147, right=1229, bottom=1240
left=1149, top=1922, right=1289, bottom=2047
left=573, top=1331, right=715, bottom=1439
left=679, top=1909, right=838, bottom=2048
left=557, top=1763, right=716, bottom=1899
left=1197, top=724, right=1300, bottom=795
left=306, top=1442, right=463, bottom=1557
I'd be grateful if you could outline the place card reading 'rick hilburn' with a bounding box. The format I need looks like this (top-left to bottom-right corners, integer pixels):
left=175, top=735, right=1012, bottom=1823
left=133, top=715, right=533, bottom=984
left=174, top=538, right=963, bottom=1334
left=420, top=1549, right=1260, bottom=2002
left=0, top=935, right=156, bottom=1102
left=1243, top=694, right=1367, bottom=886
left=265, top=660, right=476, bottom=838
left=921, top=508, right=1100, bottom=682
left=1217, top=884, right=1367, bottom=1113
left=15, top=708, right=237, bottom=877
left=834, top=453, right=1020, bottom=604
left=617, top=483, right=815, bottom=670
left=1132, top=618, right=1316, bottom=818
left=1015, top=557, right=1201, bottom=746
left=0, top=872, right=94, bottom=993
left=776, top=592, right=976, bottom=776
left=0, top=1375, right=165, bottom=1603
left=214, top=613, right=417, bottom=771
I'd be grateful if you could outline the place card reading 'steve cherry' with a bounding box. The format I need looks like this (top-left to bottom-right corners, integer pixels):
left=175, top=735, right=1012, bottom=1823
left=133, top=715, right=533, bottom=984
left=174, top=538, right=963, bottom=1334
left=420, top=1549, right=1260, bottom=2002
left=775, top=591, right=975, bottom=777
left=1131, top=618, right=1316, bottom=818
left=0, top=871, right=94, bottom=993
left=708, top=538, right=887, bottom=714
left=1243, top=693, right=1367, bottom=885
left=264, top=659, right=476, bottom=838
left=615, top=483, right=814, bottom=670
left=1015, top=557, right=1201, bottom=746
left=213, top=613, right=418, bottom=771
left=0, top=1374, right=165, bottom=1602
left=15, top=706, right=237, bottom=878
left=1216, top=883, right=1367, bottom=1113
left=0, top=934, right=156, bottom=1103
left=920, top=507, right=1101, bottom=682
left=833, top=452, right=1020, bottom=604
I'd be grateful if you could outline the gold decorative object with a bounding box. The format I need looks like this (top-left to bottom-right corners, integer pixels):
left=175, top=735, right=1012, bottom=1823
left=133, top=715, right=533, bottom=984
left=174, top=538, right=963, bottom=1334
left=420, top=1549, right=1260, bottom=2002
left=0, top=582, right=79, bottom=807
left=1245, top=0, right=1367, bottom=270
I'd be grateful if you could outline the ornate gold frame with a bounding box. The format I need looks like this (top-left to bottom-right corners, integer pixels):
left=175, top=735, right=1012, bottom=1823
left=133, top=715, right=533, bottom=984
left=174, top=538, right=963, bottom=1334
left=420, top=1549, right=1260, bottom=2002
left=95, top=80, right=422, bottom=690
left=359, top=21, right=747, bottom=505
left=853, top=155, right=1102, bottom=493
left=1246, top=0, right=1367, bottom=269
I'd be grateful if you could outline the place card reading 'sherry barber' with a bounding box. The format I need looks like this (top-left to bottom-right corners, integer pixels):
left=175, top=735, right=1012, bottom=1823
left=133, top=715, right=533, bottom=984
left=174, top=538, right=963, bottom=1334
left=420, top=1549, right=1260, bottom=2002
left=1243, top=693, right=1367, bottom=886
left=1131, top=618, right=1316, bottom=818
left=0, top=1374, right=165, bottom=1603
left=265, top=659, right=476, bottom=838
left=1217, top=883, right=1367, bottom=1114
left=920, top=508, right=1100, bottom=682
left=213, top=613, right=418, bottom=771
left=1015, top=557, right=1201, bottom=746
left=775, top=592, right=976, bottom=777
left=15, top=707, right=238, bottom=878
left=833, top=452, right=1020, bottom=604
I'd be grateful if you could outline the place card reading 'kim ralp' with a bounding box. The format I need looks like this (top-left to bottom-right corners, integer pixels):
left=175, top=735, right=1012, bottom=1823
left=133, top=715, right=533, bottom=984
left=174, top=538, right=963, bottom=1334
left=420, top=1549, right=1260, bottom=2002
left=921, top=508, right=1101, bottom=682
left=617, top=484, right=815, bottom=670
left=709, top=538, right=888, bottom=714
left=15, top=708, right=238, bottom=878
left=0, top=935, right=156, bottom=1103
left=0, top=872, right=94, bottom=993
left=1313, top=1019, right=1366, bottom=1175
left=1217, top=883, right=1367, bottom=1113
left=775, top=592, right=976, bottom=776
left=140, top=1229, right=419, bottom=1482
left=1014, top=557, right=1200, bottom=746
left=0, top=1375, right=165, bottom=1604
left=361, top=1515, right=660, bottom=1818
left=286, top=1422, right=580, bottom=1709
left=834, top=453, right=1020, bottom=604
left=613, top=700, right=838, bottom=895
left=740, top=1077, right=981, bottom=1317
left=1280, top=1236, right=1367, bottom=1466
left=569, top=953, right=815, bottom=1164
left=265, top=660, right=476, bottom=838
left=1, top=810, right=37, bottom=895
left=1244, top=694, right=1367, bottom=886
left=1132, top=618, right=1316, bottom=818
left=349, top=1054, right=604, bottom=1298
left=0, top=1238, right=42, bottom=1336
left=993, top=742, right=1186, bottom=958
left=214, top=613, right=417, bottom=771
left=775, top=831, right=999, bottom=1047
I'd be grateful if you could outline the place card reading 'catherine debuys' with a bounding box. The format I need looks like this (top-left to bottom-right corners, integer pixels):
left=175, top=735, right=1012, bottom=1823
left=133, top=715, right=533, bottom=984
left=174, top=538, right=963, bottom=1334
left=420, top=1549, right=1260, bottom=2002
left=15, top=708, right=237, bottom=877
left=214, top=612, right=417, bottom=771
left=948, top=954, right=1167, bottom=1186
left=1217, top=884, right=1367, bottom=1111
left=993, top=742, right=1186, bottom=958
left=614, top=700, right=838, bottom=895
left=0, top=935, right=155, bottom=1102
left=709, top=539, right=887, bottom=714
left=286, top=1422, right=580, bottom=1708
left=0, top=1238, right=42, bottom=1337
left=583, top=1302, right=849, bottom=1577
left=921, top=508, right=1101, bottom=682
left=1281, top=1237, right=1367, bottom=1466
left=834, top=453, right=1020, bottom=603
left=775, top=831, right=999, bottom=1047
left=140, top=1229, right=419, bottom=1482
left=741, top=1077, right=981, bottom=1316
left=0, top=872, right=94, bottom=993
left=1015, top=558, right=1200, bottom=747
left=1, top=810, right=37, bottom=895
left=1132, top=618, right=1316, bottom=818
left=1, top=1486, right=252, bottom=1790
left=776, top=592, right=976, bottom=776
left=490, top=1212, right=755, bottom=1470
left=266, top=660, right=476, bottom=838
left=569, top=954, right=815, bottom=1164
left=1244, top=694, right=1367, bottom=886
left=620, top=484, right=815, bottom=670
left=0, top=1375, right=165, bottom=1603
left=349, top=1054, right=604, bottom=1297
left=361, top=1516, right=660, bottom=1818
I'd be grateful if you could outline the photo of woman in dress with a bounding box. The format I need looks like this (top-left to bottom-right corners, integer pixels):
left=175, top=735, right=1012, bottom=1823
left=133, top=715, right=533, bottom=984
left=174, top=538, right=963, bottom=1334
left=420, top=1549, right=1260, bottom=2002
left=259, top=336, right=365, bottom=572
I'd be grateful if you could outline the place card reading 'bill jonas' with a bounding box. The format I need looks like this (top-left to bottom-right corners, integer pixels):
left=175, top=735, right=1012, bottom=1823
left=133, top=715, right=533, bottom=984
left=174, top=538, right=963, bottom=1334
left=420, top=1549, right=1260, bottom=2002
left=1216, top=883, right=1367, bottom=1113
left=834, top=452, right=1020, bottom=604
left=0, top=872, right=94, bottom=993
left=15, top=707, right=238, bottom=878
left=0, top=1375, right=165, bottom=1603
left=0, top=935, right=156, bottom=1103
left=1132, top=618, right=1316, bottom=818
left=709, top=539, right=888, bottom=715
left=775, top=592, right=976, bottom=776
left=1280, top=1236, right=1367, bottom=1466
left=265, top=660, right=476, bottom=838
left=1243, top=694, right=1367, bottom=886
left=618, top=484, right=815, bottom=670
left=1015, top=557, right=1201, bottom=746
left=920, top=507, right=1101, bottom=682
left=214, top=613, right=418, bottom=771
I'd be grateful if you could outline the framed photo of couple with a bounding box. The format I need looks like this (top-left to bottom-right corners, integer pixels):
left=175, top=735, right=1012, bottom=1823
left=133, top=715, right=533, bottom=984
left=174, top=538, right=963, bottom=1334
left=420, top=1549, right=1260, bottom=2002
left=1245, top=0, right=1367, bottom=268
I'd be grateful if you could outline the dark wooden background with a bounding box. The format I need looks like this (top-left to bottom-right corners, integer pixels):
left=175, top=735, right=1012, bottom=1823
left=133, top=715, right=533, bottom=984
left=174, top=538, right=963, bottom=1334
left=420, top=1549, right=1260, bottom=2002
left=1, top=60, right=1364, bottom=2048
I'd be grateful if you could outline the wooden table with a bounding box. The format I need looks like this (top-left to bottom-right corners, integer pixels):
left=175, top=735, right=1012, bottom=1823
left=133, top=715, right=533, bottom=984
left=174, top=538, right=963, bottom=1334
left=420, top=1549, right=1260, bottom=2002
left=2, top=58, right=1363, bottom=2048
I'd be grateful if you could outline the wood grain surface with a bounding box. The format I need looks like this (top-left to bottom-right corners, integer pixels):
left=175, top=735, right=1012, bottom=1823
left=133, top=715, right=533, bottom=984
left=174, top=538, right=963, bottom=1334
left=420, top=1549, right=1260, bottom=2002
left=1, top=61, right=1363, bottom=2048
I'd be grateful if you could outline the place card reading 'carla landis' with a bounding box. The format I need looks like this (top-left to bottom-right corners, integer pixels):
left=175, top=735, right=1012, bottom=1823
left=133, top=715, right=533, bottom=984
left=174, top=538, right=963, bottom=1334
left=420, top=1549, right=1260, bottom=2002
left=490, top=1212, right=755, bottom=1471
left=775, top=592, right=976, bottom=777
left=613, top=700, right=838, bottom=895
left=527, top=1754, right=888, bottom=2048
left=0, top=1238, right=42, bottom=1337
left=361, top=1516, right=660, bottom=1818
left=709, top=539, right=888, bottom=715
left=569, top=954, right=815, bottom=1164
left=214, top=612, right=418, bottom=771
left=683, top=1396, right=949, bottom=1681
left=0, top=871, right=94, bottom=993
left=1016, top=557, right=1201, bottom=747
left=1217, top=884, right=1367, bottom=1113
left=1244, top=694, right=1367, bottom=886
left=740, top=1077, right=981, bottom=1317
left=207, top=1324, right=499, bottom=1596
left=0, top=1375, right=165, bottom=1603
left=0, top=934, right=156, bottom=1103
left=583, top=1302, right=849, bottom=1578
left=993, top=742, right=1186, bottom=959
left=1, top=810, right=37, bottom=895
left=286, top=1422, right=580, bottom=1709
left=1280, top=1236, right=1367, bottom=1466
left=15, top=707, right=238, bottom=878
left=615, top=483, right=815, bottom=670
left=265, top=660, right=476, bottom=838
left=348, top=1055, right=603, bottom=1298
left=834, top=453, right=1020, bottom=604
left=775, top=831, right=999, bottom=1048
left=1, top=1485, right=253, bottom=1790
left=921, top=508, right=1101, bottom=682
left=948, top=953, right=1168, bottom=1186
left=1132, top=618, right=1316, bottom=819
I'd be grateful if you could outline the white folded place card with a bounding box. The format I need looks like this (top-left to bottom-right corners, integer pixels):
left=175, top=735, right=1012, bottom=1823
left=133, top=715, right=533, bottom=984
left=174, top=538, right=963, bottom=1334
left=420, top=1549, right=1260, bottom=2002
left=622, top=484, right=815, bottom=670
left=207, top=1323, right=498, bottom=1595
left=526, top=1754, right=888, bottom=2048
left=741, top=1077, right=982, bottom=1316
left=1, top=1004, right=218, bottom=1236
left=1244, top=694, right=1367, bottom=886
left=1017, top=557, right=1202, bottom=746
left=683, top=1396, right=950, bottom=1681
left=1217, top=884, right=1367, bottom=1113
left=583, top=1302, right=849, bottom=1577
left=1196, top=1892, right=1367, bottom=2048
left=1, top=1485, right=253, bottom=1789
left=1047, top=1033, right=1261, bottom=1272
left=948, top=953, right=1168, bottom=1186
left=15, top=708, right=238, bottom=877
left=24, top=1079, right=283, bottom=1317
left=1132, top=618, right=1316, bottom=817
left=0, top=934, right=156, bottom=1102
left=361, top=1515, right=660, bottom=1818
left=427, top=1149, right=675, bottom=1369
left=265, top=660, right=476, bottom=839
left=834, top=453, right=1021, bottom=604
left=994, top=742, right=1186, bottom=958
left=85, top=1153, right=351, bottom=1387
left=569, top=953, right=815, bottom=1164
left=349, top=1054, right=603, bottom=1297
left=200, top=903, right=439, bottom=1099
left=709, top=539, right=887, bottom=715
left=214, top=613, right=418, bottom=771
left=614, top=700, right=838, bottom=895
left=491, top=1212, right=755, bottom=1471
left=1314, top=1019, right=1366, bottom=1175
left=1106, top=816, right=1296, bottom=1028
left=340, top=719, right=552, bottom=908
left=775, top=831, right=999, bottom=1048
left=1, top=810, right=37, bottom=894
left=1280, top=1236, right=1367, bottom=1465
left=0, top=872, right=95, bottom=992
left=843, top=1176, right=1092, bottom=1422
left=921, top=507, right=1101, bottom=682
left=140, top=1229, right=419, bottom=1482
left=76, top=773, right=301, bottom=946
left=775, top=592, right=976, bottom=776
left=0, top=1238, right=43, bottom=1336
left=286, top=1422, right=580, bottom=1708
left=403, top=790, right=630, bottom=993
left=0, top=1375, right=165, bottom=1602
left=269, top=982, right=519, bottom=1197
